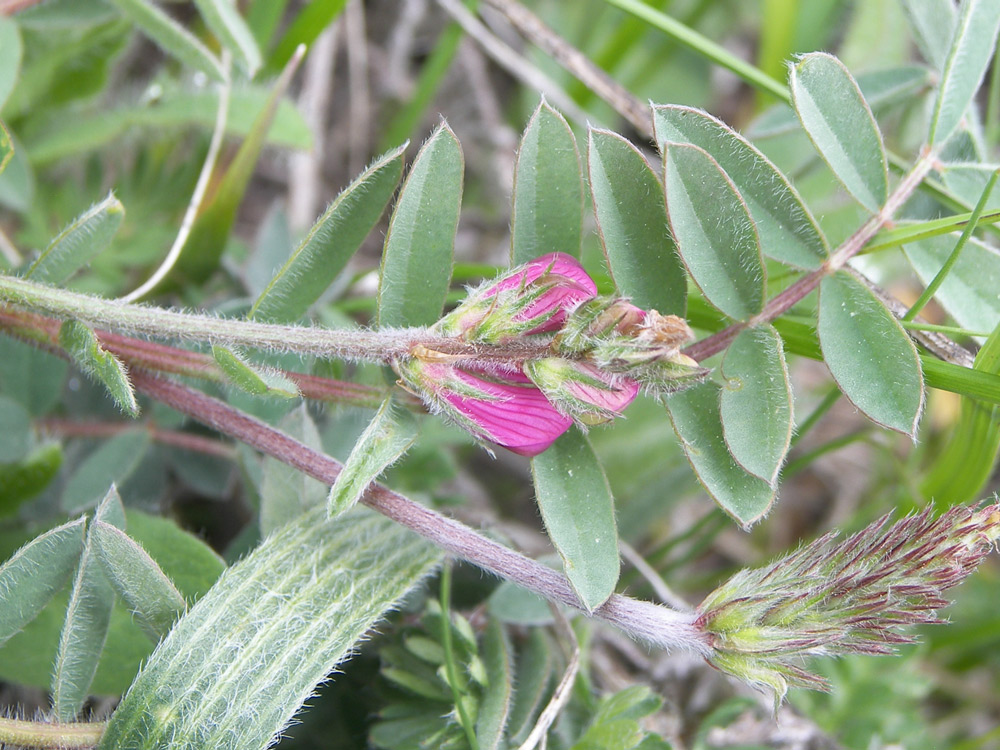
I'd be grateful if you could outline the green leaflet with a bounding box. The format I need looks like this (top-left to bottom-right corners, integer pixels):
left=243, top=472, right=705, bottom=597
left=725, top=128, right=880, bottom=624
left=531, top=427, right=619, bottom=612
left=662, top=143, right=765, bottom=321
left=719, top=326, right=793, bottom=486
left=654, top=104, right=828, bottom=270
left=900, top=0, right=956, bottom=70
left=107, top=0, right=225, bottom=82
left=377, top=123, right=463, bottom=328
left=98, top=509, right=440, bottom=750
left=59, top=320, right=138, bottom=416
left=0, top=517, right=86, bottom=648
left=666, top=381, right=775, bottom=527
left=91, top=521, right=187, bottom=642
left=62, top=431, right=151, bottom=515
left=211, top=346, right=300, bottom=398
left=260, top=406, right=327, bottom=534
left=587, top=127, right=686, bottom=315
left=26, top=193, right=124, bottom=284
left=250, top=144, right=406, bottom=323
left=818, top=272, right=924, bottom=436
left=750, top=66, right=932, bottom=139
left=928, top=0, right=1000, bottom=146
left=192, top=0, right=261, bottom=76
left=52, top=486, right=126, bottom=721
left=0, top=509, right=225, bottom=695
left=904, top=234, right=1000, bottom=336
left=511, top=99, right=583, bottom=264
left=327, top=397, right=418, bottom=518
left=790, top=52, right=888, bottom=213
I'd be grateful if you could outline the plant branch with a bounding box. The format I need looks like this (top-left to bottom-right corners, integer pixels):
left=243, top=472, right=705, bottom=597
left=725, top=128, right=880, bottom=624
left=38, top=418, right=237, bottom=459
left=129, top=368, right=711, bottom=656
left=0, top=306, right=393, bottom=409
left=0, top=277, right=553, bottom=366
left=687, top=151, right=936, bottom=362
left=0, top=717, right=105, bottom=750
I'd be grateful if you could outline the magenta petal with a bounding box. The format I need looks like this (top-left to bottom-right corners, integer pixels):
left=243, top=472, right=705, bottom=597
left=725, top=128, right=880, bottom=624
left=488, top=252, right=597, bottom=296
left=564, top=364, right=640, bottom=414
left=446, top=369, right=572, bottom=456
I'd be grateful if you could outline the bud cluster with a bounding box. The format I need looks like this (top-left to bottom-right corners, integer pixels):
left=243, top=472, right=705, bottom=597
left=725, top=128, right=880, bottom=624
left=394, top=253, right=705, bottom=455
left=695, top=502, right=1000, bottom=705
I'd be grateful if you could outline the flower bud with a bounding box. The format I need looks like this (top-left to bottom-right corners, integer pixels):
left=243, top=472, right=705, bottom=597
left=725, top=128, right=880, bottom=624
left=395, top=348, right=572, bottom=456
left=523, top=357, right=639, bottom=425
left=436, top=253, right=597, bottom=343
left=695, top=503, right=1000, bottom=707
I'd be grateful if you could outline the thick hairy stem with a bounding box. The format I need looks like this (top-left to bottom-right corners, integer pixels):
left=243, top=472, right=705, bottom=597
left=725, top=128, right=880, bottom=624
left=0, top=275, right=552, bottom=366
left=0, top=717, right=105, bottom=750
left=130, top=369, right=711, bottom=656
left=687, top=152, right=936, bottom=362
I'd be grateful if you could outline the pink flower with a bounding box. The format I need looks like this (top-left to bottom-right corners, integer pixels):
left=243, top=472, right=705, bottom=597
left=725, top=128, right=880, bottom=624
left=437, top=253, right=597, bottom=342
left=397, top=354, right=571, bottom=456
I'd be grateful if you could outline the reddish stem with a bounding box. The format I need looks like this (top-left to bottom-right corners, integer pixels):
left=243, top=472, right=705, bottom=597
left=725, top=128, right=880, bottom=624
left=130, top=369, right=709, bottom=654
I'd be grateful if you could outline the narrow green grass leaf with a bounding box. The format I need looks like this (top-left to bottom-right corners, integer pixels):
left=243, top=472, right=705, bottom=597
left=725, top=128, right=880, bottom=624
left=107, top=0, right=225, bottom=82
left=0, top=16, right=22, bottom=112
left=662, top=143, right=765, bottom=321
left=511, top=99, right=583, bottom=264
left=26, top=193, right=124, bottom=284
left=818, top=272, right=924, bottom=436
left=59, top=320, right=139, bottom=417
left=92, top=521, right=187, bottom=642
left=922, top=322, right=1000, bottom=504
left=97, top=509, right=440, bottom=750
left=266, top=0, right=347, bottom=73
left=666, top=381, right=775, bottom=527
left=52, top=487, right=126, bottom=721
left=476, top=619, right=513, bottom=750
left=0, top=443, right=63, bottom=518
left=377, top=123, right=463, bottom=328
left=654, top=104, right=828, bottom=269
left=790, top=52, right=888, bottom=212
left=720, top=326, right=793, bottom=486
left=531, top=427, right=619, bottom=612
left=928, top=0, right=1000, bottom=146
left=192, top=0, right=261, bottom=76
left=251, top=144, right=406, bottom=323
left=0, top=518, right=85, bottom=648
left=176, top=47, right=303, bottom=284
left=211, top=346, right=300, bottom=398
left=328, top=398, right=418, bottom=518
left=900, top=0, right=957, bottom=70
left=588, top=127, right=686, bottom=315
left=905, top=234, right=1000, bottom=336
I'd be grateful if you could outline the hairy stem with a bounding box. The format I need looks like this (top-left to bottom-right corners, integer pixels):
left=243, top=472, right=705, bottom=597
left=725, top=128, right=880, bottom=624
left=0, top=307, right=393, bottom=409
left=0, top=275, right=552, bottom=366
left=129, top=369, right=710, bottom=656
left=0, top=717, right=105, bottom=750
